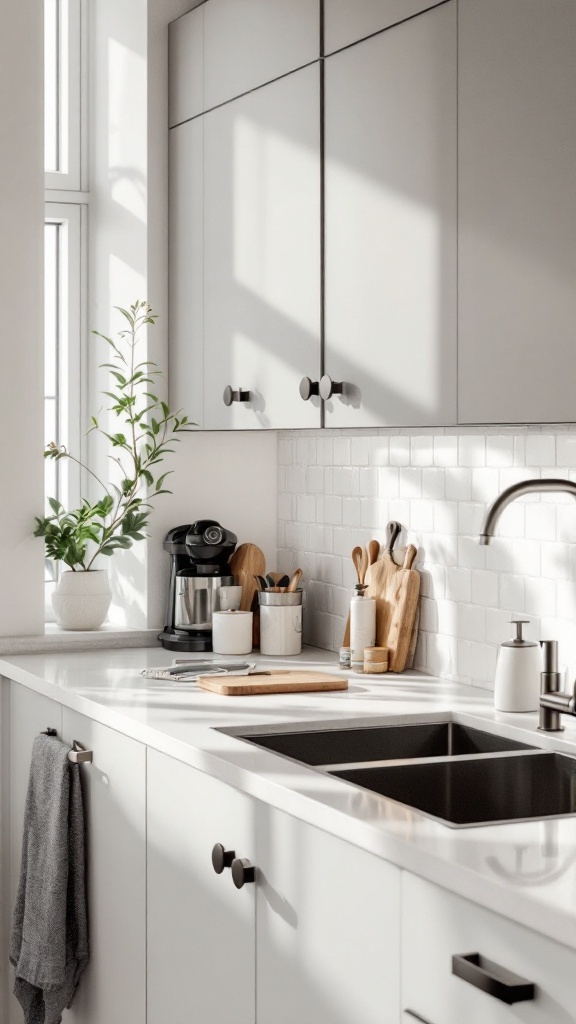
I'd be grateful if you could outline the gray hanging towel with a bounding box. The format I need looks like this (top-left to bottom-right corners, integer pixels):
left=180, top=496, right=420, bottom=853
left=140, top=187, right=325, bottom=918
left=9, top=734, right=89, bottom=1024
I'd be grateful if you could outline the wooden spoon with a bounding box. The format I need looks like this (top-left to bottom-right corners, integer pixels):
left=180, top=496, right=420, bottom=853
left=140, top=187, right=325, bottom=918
left=351, top=547, right=364, bottom=585
left=367, top=539, right=380, bottom=566
left=287, top=568, right=302, bottom=593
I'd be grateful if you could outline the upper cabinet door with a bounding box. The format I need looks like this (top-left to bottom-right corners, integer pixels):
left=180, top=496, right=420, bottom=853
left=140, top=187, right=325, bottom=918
left=169, top=5, right=203, bottom=127
left=324, top=0, right=447, bottom=55
left=204, top=0, right=319, bottom=110
left=324, top=1, right=457, bottom=428
left=458, top=0, right=576, bottom=425
left=203, top=64, right=321, bottom=429
left=170, top=0, right=319, bottom=125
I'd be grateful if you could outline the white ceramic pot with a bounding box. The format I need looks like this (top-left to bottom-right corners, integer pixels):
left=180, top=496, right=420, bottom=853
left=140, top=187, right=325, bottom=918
left=52, top=569, right=112, bottom=630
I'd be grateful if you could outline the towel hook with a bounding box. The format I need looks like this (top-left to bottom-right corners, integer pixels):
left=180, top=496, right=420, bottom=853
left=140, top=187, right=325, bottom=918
left=68, top=741, right=93, bottom=764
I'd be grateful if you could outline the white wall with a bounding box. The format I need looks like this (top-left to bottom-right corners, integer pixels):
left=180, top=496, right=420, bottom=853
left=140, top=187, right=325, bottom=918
left=0, top=4, right=45, bottom=637
left=279, top=425, right=576, bottom=689
left=89, top=0, right=277, bottom=629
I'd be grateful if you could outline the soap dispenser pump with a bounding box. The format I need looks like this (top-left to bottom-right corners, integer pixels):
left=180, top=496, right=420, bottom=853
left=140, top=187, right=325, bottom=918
left=494, top=619, right=543, bottom=712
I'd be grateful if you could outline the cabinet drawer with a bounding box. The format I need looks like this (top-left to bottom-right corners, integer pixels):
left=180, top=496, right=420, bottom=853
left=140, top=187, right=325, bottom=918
left=402, top=873, right=576, bottom=1024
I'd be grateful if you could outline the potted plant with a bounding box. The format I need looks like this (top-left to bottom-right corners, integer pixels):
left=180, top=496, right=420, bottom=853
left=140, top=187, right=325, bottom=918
left=35, top=300, right=189, bottom=629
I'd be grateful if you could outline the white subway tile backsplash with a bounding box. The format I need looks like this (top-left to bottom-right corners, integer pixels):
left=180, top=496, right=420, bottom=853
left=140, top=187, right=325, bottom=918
left=526, top=434, right=556, bottom=467
left=434, top=435, right=458, bottom=467
left=378, top=467, right=399, bottom=499
left=278, top=426, right=576, bottom=689
left=389, top=436, right=410, bottom=466
left=557, top=435, right=576, bottom=467
left=446, top=468, right=472, bottom=502
left=351, top=436, right=370, bottom=465
left=486, top=435, right=514, bottom=467
left=333, top=437, right=351, bottom=465
left=459, top=435, right=486, bottom=468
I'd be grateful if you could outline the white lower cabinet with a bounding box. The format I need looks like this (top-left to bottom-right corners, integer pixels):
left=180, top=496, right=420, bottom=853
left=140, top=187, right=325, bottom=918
left=402, top=872, right=576, bottom=1024
left=255, top=803, right=401, bottom=1024
left=146, top=749, right=256, bottom=1024
left=146, top=751, right=401, bottom=1024
left=60, top=710, right=147, bottom=1024
left=8, top=684, right=63, bottom=1024
left=7, top=689, right=146, bottom=1024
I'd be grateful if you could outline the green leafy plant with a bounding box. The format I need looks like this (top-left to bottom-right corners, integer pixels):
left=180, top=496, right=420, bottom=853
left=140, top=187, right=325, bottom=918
left=35, top=300, right=190, bottom=570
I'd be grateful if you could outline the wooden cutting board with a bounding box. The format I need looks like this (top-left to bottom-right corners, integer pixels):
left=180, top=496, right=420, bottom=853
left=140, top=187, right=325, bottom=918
left=365, top=545, right=420, bottom=673
left=229, top=543, right=266, bottom=611
left=197, top=670, right=348, bottom=696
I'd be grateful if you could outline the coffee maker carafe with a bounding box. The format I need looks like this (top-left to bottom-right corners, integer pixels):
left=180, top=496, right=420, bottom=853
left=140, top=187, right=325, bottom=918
left=159, top=520, right=237, bottom=652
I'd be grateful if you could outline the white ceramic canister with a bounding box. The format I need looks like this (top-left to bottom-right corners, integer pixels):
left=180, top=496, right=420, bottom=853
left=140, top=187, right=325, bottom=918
left=212, top=611, right=253, bottom=655
left=259, top=591, right=303, bottom=656
left=349, top=584, right=376, bottom=652
left=494, top=619, right=543, bottom=712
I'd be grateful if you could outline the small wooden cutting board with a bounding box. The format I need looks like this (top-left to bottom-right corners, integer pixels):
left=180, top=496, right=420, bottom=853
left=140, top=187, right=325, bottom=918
left=229, top=543, right=266, bottom=611
left=197, top=670, right=348, bottom=696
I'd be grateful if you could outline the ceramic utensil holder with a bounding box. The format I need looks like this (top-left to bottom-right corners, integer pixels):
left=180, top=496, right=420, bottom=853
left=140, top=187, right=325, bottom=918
left=258, top=590, right=303, bottom=656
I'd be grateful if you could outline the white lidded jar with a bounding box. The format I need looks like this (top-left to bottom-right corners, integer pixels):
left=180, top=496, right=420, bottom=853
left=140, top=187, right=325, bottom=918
left=494, top=619, right=543, bottom=712
left=350, top=584, right=376, bottom=656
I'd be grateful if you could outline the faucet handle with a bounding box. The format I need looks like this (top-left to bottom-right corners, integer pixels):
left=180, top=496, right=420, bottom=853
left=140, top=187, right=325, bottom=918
left=540, top=640, right=559, bottom=673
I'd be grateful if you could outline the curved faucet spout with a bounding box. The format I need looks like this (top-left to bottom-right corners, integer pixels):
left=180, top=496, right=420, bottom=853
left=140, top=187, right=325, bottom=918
left=479, top=478, right=576, bottom=545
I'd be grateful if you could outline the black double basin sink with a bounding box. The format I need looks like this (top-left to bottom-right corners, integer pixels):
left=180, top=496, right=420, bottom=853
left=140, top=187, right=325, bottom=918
left=228, top=719, right=576, bottom=828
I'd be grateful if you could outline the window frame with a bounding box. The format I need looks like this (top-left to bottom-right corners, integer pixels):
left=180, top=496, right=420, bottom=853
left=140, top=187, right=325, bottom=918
left=44, top=0, right=86, bottom=192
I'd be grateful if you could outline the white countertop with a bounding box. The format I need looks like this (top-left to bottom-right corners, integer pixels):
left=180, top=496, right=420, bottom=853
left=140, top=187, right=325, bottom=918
left=2, top=644, right=576, bottom=950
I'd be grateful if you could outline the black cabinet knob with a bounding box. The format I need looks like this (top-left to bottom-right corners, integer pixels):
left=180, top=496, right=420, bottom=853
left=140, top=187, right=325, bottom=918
left=319, top=375, right=344, bottom=400
left=231, top=857, right=255, bottom=889
left=212, top=843, right=235, bottom=874
left=299, top=377, right=320, bottom=401
left=223, top=386, right=251, bottom=407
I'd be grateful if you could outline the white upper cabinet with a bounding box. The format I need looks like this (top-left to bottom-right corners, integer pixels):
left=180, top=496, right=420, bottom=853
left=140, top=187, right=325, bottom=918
left=168, top=5, right=203, bottom=128
left=458, top=0, right=576, bottom=424
left=168, top=117, right=204, bottom=423
left=323, top=1, right=457, bottom=428
left=324, top=0, right=446, bottom=55
left=204, top=0, right=319, bottom=110
left=202, top=63, right=321, bottom=429
left=169, top=0, right=319, bottom=125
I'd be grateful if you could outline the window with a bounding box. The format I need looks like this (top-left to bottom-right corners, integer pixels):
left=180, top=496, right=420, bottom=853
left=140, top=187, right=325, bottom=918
left=45, top=0, right=88, bottom=609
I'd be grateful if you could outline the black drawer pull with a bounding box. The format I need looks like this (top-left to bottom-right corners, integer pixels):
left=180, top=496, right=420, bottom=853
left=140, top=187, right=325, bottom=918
left=452, top=953, right=535, bottom=1005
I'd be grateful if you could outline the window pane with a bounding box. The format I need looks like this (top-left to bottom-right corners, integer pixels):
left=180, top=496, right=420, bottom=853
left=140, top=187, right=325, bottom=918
left=45, top=0, right=60, bottom=172
left=45, top=223, right=59, bottom=397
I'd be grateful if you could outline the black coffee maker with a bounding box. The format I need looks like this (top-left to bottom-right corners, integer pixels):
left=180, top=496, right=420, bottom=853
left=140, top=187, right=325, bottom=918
left=159, top=519, right=237, bottom=652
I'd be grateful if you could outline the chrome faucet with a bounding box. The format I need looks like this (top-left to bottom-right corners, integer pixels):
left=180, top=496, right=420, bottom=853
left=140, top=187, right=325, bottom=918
left=479, top=478, right=576, bottom=731
left=479, top=477, right=576, bottom=545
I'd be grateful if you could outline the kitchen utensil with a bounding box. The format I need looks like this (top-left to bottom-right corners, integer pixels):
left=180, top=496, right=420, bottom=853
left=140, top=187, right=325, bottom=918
left=254, top=574, right=268, bottom=591
left=159, top=520, right=238, bottom=653
left=196, top=669, right=347, bottom=696
left=367, top=539, right=380, bottom=566
left=229, top=543, right=266, bottom=611
left=360, top=547, right=369, bottom=584
left=286, top=568, right=302, bottom=593
left=366, top=541, right=420, bottom=672
left=344, top=523, right=402, bottom=646
left=351, top=546, right=364, bottom=585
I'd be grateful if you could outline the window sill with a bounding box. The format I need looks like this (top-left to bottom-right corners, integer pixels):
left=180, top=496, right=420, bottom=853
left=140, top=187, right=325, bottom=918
left=0, top=625, right=161, bottom=656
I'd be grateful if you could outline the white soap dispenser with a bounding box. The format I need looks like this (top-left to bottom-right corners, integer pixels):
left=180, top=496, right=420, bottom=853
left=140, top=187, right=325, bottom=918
left=350, top=583, right=376, bottom=660
left=494, top=619, right=543, bottom=712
